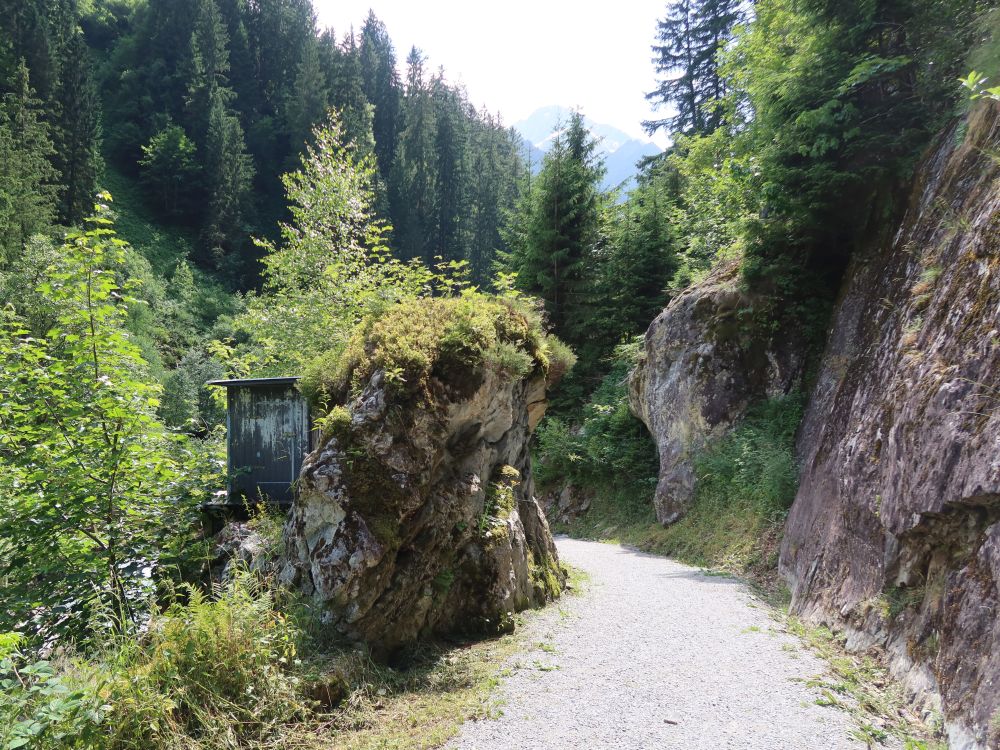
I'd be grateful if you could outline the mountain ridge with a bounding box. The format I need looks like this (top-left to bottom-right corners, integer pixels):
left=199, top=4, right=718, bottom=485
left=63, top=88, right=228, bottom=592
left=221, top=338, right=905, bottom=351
left=513, top=106, right=662, bottom=194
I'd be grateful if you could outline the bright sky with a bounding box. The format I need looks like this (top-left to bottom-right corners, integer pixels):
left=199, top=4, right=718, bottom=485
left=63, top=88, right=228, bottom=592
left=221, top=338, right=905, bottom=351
left=312, top=0, right=671, bottom=147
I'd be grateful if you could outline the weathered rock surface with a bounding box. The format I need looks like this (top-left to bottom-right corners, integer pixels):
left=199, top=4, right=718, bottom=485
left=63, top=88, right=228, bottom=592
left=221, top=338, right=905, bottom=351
left=209, top=522, right=276, bottom=584
left=781, top=102, right=1000, bottom=748
left=628, top=261, right=803, bottom=524
left=541, top=484, right=594, bottom=526
left=280, top=367, right=563, bottom=654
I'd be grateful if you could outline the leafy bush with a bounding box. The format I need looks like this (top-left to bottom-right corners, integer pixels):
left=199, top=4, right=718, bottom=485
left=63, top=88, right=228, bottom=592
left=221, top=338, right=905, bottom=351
left=228, top=113, right=438, bottom=379
left=0, top=197, right=219, bottom=643
left=534, top=340, right=659, bottom=515
left=0, top=634, right=105, bottom=750
left=692, top=394, right=805, bottom=519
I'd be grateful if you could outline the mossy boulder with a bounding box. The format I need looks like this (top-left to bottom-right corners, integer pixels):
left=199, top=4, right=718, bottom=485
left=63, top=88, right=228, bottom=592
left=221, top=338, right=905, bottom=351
left=627, top=261, right=804, bottom=525
left=280, top=295, right=567, bottom=653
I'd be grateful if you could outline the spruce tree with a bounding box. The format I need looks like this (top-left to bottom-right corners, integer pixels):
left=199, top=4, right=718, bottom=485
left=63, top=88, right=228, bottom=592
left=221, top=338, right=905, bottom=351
left=201, top=88, right=254, bottom=271
left=324, top=30, right=376, bottom=157
left=286, top=37, right=329, bottom=155
left=431, top=72, right=470, bottom=263
left=52, top=31, right=103, bottom=225
left=645, top=0, right=741, bottom=136
left=392, top=47, right=438, bottom=263
left=507, top=111, right=604, bottom=343
left=359, top=11, right=401, bottom=184
left=186, top=0, right=233, bottom=143
left=0, top=61, right=58, bottom=264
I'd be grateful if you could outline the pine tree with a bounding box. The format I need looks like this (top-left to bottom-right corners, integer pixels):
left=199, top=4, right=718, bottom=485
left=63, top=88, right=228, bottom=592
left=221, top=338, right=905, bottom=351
left=507, top=111, right=604, bottom=343
left=645, top=0, right=741, bottom=136
left=0, top=61, right=58, bottom=264
left=52, top=31, right=102, bottom=225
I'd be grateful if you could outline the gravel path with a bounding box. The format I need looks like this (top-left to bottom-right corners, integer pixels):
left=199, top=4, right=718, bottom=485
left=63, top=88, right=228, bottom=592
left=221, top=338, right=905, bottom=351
left=449, top=537, right=870, bottom=750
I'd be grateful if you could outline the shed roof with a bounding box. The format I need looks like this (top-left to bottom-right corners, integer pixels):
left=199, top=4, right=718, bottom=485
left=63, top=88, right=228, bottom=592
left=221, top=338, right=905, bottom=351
left=206, top=377, right=301, bottom=388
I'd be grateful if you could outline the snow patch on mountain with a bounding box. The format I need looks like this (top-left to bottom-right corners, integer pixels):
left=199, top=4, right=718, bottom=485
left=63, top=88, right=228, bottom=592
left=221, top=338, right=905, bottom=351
left=512, top=106, right=662, bottom=194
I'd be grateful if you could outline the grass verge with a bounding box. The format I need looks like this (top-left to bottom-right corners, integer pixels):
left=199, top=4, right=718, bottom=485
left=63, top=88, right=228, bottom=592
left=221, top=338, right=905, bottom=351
left=787, top=619, right=946, bottom=749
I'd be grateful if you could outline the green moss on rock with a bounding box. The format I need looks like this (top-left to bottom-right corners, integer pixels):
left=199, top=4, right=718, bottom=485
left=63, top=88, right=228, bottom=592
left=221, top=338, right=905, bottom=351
left=304, top=294, right=572, bottom=409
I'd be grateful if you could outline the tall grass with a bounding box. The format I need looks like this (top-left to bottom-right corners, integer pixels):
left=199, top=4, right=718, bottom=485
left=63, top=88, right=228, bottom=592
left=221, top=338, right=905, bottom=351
left=2, top=573, right=307, bottom=750
left=692, top=394, right=805, bottom=519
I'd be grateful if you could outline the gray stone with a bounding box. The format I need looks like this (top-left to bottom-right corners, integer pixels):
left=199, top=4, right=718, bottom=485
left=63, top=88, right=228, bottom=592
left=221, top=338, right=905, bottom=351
left=628, top=261, right=803, bottom=524
left=281, top=367, right=564, bottom=654
left=781, top=101, right=1000, bottom=748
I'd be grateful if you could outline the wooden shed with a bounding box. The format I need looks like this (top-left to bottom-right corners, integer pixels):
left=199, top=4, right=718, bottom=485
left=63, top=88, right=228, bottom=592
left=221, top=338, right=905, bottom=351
left=206, top=377, right=313, bottom=507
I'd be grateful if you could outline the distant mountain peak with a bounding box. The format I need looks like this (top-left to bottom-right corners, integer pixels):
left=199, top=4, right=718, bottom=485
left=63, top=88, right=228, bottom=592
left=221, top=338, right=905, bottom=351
left=512, top=106, right=662, bottom=195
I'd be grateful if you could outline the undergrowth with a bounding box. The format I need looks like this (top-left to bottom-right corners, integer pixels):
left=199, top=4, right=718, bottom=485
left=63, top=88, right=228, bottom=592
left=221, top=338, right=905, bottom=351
left=0, top=566, right=544, bottom=750
left=788, top=619, right=946, bottom=749
left=548, top=386, right=804, bottom=596
left=535, top=339, right=659, bottom=514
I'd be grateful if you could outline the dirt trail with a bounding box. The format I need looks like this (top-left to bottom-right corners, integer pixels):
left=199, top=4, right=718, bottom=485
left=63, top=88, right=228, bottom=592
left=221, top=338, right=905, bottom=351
left=449, top=537, right=874, bottom=750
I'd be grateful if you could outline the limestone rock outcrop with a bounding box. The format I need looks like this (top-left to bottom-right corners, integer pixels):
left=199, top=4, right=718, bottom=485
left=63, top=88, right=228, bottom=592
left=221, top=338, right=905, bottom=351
left=279, top=305, right=564, bottom=653
left=780, top=102, right=1000, bottom=748
left=541, top=484, right=593, bottom=526
left=627, top=261, right=803, bottom=524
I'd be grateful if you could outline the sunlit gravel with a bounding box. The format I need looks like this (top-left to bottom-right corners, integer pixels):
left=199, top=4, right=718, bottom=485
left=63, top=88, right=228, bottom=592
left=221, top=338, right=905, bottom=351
left=448, top=537, right=876, bottom=750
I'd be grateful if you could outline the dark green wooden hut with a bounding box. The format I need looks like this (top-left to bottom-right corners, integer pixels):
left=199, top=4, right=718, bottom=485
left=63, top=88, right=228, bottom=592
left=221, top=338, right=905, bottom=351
left=207, top=377, right=312, bottom=507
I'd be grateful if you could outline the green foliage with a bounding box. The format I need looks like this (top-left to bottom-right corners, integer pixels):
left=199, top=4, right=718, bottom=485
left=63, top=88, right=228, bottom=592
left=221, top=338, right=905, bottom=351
left=692, top=394, right=805, bottom=518
left=231, top=111, right=435, bottom=378
left=0, top=572, right=306, bottom=750
left=0, top=61, right=58, bottom=265
left=0, top=635, right=106, bottom=750
left=0, top=196, right=220, bottom=641
left=139, top=124, right=201, bottom=219
left=960, top=70, right=1000, bottom=100
left=101, top=574, right=304, bottom=748
left=732, top=0, right=982, bottom=287
left=535, top=341, right=659, bottom=513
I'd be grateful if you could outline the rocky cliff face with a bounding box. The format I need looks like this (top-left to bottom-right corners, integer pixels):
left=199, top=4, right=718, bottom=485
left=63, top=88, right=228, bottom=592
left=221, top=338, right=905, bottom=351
left=628, top=261, right=803, bottom=524
left=781, top=102, right=1000, bottom=749
left=280, top=358, right=563, bottom=655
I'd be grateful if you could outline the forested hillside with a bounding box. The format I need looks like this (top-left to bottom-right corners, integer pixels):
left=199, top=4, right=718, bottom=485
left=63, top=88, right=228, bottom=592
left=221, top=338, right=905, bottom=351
left=3, top=0, right=525, bottom=282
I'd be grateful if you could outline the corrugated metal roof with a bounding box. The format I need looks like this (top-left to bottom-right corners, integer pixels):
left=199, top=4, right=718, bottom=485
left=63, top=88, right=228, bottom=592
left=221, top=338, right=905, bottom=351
left=206, top=377, right=301, bottom=388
